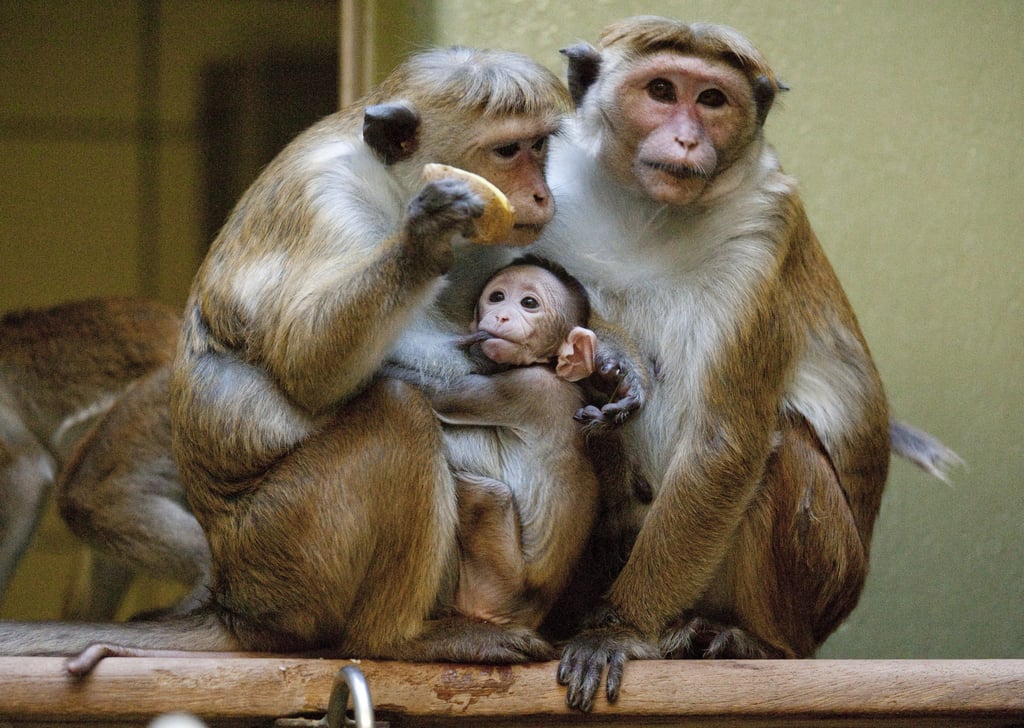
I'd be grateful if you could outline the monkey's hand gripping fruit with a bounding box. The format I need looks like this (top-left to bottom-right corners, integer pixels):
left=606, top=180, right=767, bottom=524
left=422, top=163, right=516, bottom=244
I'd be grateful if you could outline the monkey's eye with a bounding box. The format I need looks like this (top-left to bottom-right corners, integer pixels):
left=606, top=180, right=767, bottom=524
left=494, top=142, right=521, bottom=159
left=646, top=78, right=676, bottom=103
left=520, top=296, right=540, bottom=310
left=488, top=291, right=506, bottom=303
left=697, top=88, right=728, bottom=108
left=531, top=136, right=548, bottom=154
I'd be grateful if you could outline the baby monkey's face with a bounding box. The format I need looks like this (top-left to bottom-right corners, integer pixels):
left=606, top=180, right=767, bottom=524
left=475, top=265, right=567, bottom=366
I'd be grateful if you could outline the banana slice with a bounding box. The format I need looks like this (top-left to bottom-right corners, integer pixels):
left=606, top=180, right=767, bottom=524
left=421, top=163, right=515, bottom=244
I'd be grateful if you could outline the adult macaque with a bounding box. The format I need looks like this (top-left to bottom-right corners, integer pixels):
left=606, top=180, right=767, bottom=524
left=416, top=255, right=602, bottom=630
left=0, top=46, right=573, bottom=666
left=528, top=16, right=960, bottom=710
left=0, top=298, right=179, bottom=613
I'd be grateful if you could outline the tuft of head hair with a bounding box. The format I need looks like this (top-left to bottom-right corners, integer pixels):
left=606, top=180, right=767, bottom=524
left=596, top=16, right=786, bottom=124
left=371, top=47, right=573, bottom=122
left=599, top=16, right=779, bottom=87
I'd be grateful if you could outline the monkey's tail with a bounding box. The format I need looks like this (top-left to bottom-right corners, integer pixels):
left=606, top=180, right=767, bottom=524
left=889, top=419, right=965, bottom=483
left=0, top=608, right=239, bottom=659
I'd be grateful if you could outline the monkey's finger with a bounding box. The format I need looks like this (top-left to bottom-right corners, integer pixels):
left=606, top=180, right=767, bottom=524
left=556, top=646, right=576, bottom=685
left=600, top=395, right=640, bottom=423
left=605, top=649, right=628, bottom=703
left=558, top=644, right=606, bottom=712
left=413, top=178, right=483, bottom=217
left=422, top=163, right=514, bottom=243
left=566, top=662, right=604, bottom=713
left=574, top=404, right=606, bottom=424
left=454, top=330, right=491, bottom=348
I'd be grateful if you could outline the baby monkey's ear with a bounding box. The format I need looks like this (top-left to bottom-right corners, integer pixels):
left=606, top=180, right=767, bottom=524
left=555, top=326, right=597, bottom=382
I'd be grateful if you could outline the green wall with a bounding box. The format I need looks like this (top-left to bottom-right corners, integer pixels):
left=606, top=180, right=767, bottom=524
left=432, top=0, right=1023, bottom=658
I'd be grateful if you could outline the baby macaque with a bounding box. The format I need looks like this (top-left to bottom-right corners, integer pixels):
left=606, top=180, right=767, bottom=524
left=415, top=255, right=601, bottom=630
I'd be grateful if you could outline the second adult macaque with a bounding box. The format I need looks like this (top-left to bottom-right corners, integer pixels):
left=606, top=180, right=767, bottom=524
left=417, top=256, right=601, bottom=630
left=530, top=16, right=962, bottom=710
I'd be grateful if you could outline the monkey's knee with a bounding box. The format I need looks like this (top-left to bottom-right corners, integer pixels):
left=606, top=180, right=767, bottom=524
left=750, top=420, right=869, bottom=651
left=0, top=438, right=58, bottom=589
left=55, top=469, right=103, bottom=541
left=1, top=440, right=56, bottom=520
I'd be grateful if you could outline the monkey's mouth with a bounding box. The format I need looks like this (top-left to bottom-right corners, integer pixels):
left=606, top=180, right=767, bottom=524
left=456, top=329, right=520, bottom=349
left=642, top=160, right=710, bottom=181
left=507, top=223, right=545, bottom=246
left=456, top=330, right=491, bottom=348
left=477, top=328, right=520, bottom=345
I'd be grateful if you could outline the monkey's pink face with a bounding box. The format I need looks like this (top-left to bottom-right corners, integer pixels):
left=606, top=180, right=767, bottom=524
left=607, top=53, right=756, bottom=206
left=460, top=117, right=560, bottom=246
left=475, top=267, right=564, bottom=365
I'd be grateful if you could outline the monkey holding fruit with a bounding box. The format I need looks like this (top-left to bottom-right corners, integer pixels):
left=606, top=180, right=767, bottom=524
left=0, top=45, right=576, bottom=668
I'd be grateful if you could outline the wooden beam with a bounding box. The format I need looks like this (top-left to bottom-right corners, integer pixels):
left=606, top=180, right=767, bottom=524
left=1, top=657, right=1022, bottom=726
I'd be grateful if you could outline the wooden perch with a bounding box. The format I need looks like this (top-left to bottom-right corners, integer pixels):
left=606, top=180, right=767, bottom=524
left=1, top=657, right=1022, bottom=727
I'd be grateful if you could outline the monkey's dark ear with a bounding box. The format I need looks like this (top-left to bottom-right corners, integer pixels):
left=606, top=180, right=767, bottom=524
left=363, top=103, right=420, bottom=164
left=753, top=76, right=789, bottom=127
left=560, top=44, right=602, bottom=107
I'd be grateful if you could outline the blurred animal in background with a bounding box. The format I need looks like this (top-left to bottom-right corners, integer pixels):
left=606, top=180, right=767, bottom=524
left=0, top=297, right=180, bottom=617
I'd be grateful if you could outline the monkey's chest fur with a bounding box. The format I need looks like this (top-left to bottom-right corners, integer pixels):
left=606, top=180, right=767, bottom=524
left=534, top=139, right=796, bottom=511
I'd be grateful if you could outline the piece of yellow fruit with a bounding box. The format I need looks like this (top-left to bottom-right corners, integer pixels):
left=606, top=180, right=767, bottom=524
left=421, top=163, right=516, bottom=244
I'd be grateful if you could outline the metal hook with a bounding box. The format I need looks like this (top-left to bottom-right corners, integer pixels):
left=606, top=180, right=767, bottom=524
left=326, top=665, right=375, bottom=728
left=274, top=665, right=378, bottom=728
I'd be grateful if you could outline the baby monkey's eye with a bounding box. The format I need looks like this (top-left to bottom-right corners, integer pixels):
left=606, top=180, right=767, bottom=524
left=520, top=296, right=540, bottom=310
left=488, top=291, right=505, bottom=303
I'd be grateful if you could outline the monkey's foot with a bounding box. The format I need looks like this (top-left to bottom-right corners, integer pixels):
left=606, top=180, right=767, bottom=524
left=399, top=617, right=555, bottom=664
left=557, top=622, right=660, bottom=712
left=659, top=614, right=783, bottom=659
